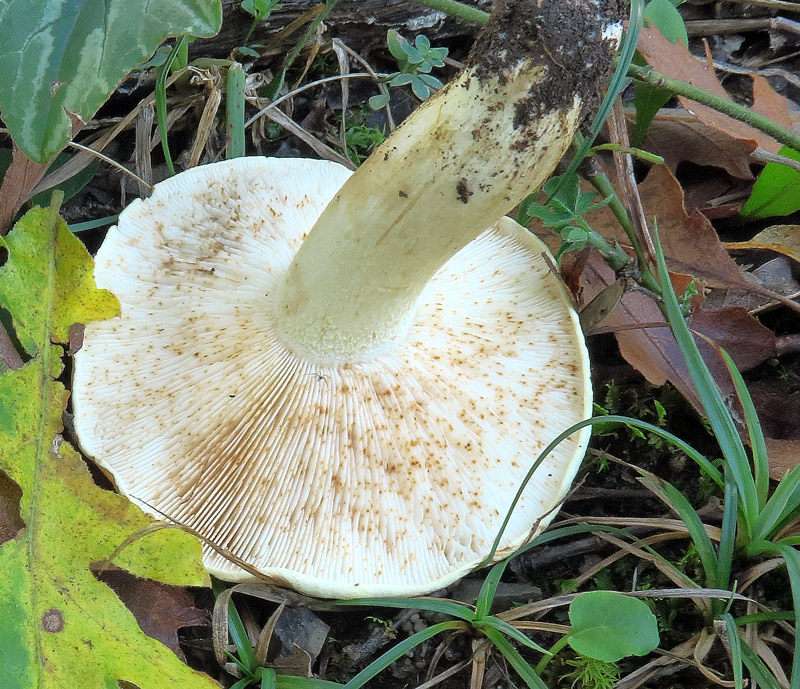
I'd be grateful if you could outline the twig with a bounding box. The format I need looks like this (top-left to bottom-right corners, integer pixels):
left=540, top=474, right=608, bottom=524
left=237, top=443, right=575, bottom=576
left=752, top=146, right=800, bottom=173
left=685, top=17, right=800, bottom=36
left=626, top=61, right=800, bottom=153
left=723, top=0, right=800, bottom=14
left=244, top=72, right=387, bottom=129
left=65, top=141, right=153, bottom=192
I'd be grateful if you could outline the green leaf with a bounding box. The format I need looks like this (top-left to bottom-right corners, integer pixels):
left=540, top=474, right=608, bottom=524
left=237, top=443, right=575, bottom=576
left=417, top=73, right=444, bottom=90
left=740, top=147, right=800, bottom=220
left=0, top=0, right=222, bottom=163
left=386, top=30, right=407, bottom=61
left=567, top=591, right=660, bottom=662
left=644, top=0, right=688, bottom=45
left=389, top=73, right=415, bottom=87
left=410, top=78, right=431, bottom=100
left=0, top=206, right=216, bottom=689
left=632, top=0, right=687, bottom=146
left=369, top=93, right=390, bottom=110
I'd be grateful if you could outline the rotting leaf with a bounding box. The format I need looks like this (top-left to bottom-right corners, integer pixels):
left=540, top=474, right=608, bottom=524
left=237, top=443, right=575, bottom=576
left=0, top=144, right=50, bottom=235
left=727, top=224, right=800, bottom=263
left=725, top=225, right=800, bottom=268
left=0, top=206, right=219, bottom=689
left=97, top=568, right=210, bottom=661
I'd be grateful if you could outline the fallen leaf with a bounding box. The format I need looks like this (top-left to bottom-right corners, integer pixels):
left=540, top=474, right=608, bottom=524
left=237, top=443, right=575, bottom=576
left=97, top=568, right=209, bottom=661
left=765, top=439, right=800, bottom=481
left=0, top=469, right=24, bottom=545
left=747, top=378, right=800, bottom=479
left=728, top=225, right=800, bottom=263
left=0, top=205, right=219, bottom=689
left=582, top=253, right=775, bottom=418
left=637, top=27, right=794, bottom=154
left=640, top=109, right=756, bottom=180
left=0, top=144, right=49, bottom=234
left=586, top=164, right=752, bottom=290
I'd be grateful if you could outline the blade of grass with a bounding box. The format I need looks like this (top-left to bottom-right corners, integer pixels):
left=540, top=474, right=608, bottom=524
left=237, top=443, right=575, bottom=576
left=753, top=464, right=800, bottom=542
left=69, top=214, right=118, bottom=233
left=276, top=677, right=344, bottom=689
left=480, top=625, right=549, bottom=689
left=212, top=580, right=257, bottom=673
left=334, top=597, right=475, bottom=622
left=747, top=541, right=800, bottom=689
left=227, top=62, right=247, bottom=159
left=722, top=613, right=744, bottom=689
left=156, top=35, right=189, bottom=176
left=475, top=559, right=510, bottom=619
left=719, top=349, right=769, bottom=508
left=734, top=611, right=796, bottom=625
left=484, top=414, right=723, bottom=564
left=262, top=668, right=277, bottom=689
left=638, top=473, right=719, bottom=589
left=342, top=621, right=465, bottom=689
left=652, top=221, right=758, bottom=535
left=737, top=635, right=785, bottom=689
left=476, top=616, right=551, bottom=655
left=715, top=470, right=738, bottom=614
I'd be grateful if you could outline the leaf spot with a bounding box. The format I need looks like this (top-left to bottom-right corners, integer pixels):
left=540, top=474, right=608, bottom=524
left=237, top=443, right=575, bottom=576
left=41, top=608, right=64, bottom=633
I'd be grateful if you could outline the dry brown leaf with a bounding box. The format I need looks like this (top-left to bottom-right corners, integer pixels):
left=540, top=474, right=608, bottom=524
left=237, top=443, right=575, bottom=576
left=0, top=470, right=24, bottom=546
left=727, top=224, right=800, bottom=263
left=586, top=164, right=752, bottom=290
left=765, top=438, right=800, bottom=480
left=641, top=110, right=756, bottom=180
left=0, top=144, right=49, bottom=234
left=96, top=568, right=209, bottom=660
left=582, top=254, right=775, bottom=418
left=637, top=27, right=793, bottom=154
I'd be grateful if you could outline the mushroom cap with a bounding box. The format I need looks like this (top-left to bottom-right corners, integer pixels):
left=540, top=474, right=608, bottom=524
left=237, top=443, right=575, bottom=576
left=73, top=157, right=591, bottom=598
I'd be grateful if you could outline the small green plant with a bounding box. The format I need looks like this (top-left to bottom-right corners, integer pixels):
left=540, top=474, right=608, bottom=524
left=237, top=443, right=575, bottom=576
left=517, top=172, right=628, bottom=268
left=560, top=655, right=620, bottom=689
left=369, top=31, right=448, bottom=109
left=241, top=0, right=282, bottom=45
left=342, top=118, right=386, bottom=165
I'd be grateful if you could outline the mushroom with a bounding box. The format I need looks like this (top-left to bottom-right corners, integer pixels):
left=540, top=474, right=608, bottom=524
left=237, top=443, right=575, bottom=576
left=73, top=0, right=622, bottom=598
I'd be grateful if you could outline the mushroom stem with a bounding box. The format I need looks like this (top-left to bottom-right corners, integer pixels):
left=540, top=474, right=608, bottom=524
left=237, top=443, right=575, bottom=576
left=277, top=0, right=622, bottom=360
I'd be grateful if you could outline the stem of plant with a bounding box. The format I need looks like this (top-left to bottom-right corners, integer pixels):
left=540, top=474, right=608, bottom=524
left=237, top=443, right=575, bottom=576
left=535, top=633, right=571, bottom=674
left=626, top=62, right=800, bottom=153
left=580, top=154, right=661, bottom=295
left=411, top=0, right=490, bottom=24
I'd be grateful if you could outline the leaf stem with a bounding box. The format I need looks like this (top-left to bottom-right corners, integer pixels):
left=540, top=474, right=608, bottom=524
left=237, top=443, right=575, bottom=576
left=626, top=61, right=800, bottom=153
left=581, top=156, right=661, bottom=294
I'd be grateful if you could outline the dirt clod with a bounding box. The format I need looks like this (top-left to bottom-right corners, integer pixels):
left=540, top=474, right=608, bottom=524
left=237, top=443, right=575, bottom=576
left=467, top=0, right=624, bottom=129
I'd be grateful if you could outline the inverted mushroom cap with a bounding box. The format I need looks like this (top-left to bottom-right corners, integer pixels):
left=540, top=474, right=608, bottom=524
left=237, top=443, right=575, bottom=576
left=73, top=156, right=591, bottom=598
